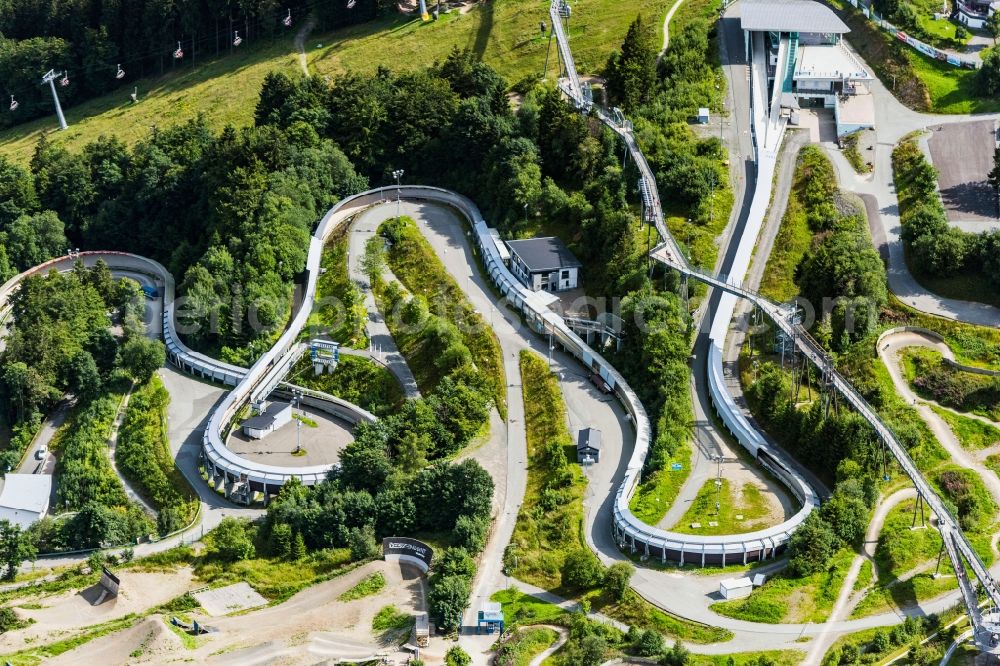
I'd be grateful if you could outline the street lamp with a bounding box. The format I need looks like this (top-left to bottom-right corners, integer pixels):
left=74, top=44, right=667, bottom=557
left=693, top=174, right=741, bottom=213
left=292, top=389, right=303, bottom=454
left=712, top=454, right=723, bottom=515
left=392, top=169, right=404, bottom=220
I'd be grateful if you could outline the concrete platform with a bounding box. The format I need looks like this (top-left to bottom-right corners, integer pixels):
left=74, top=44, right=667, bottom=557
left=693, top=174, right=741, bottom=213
left=194, top=582, right=267, bottom=616
left=226, top=402, right=355, bottom=468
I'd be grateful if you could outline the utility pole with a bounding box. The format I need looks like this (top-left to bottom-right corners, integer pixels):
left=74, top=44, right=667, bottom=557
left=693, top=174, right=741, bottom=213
left=293, top=389, right=302, bottom=455
left=393, top=169, right=404, bottom=220
left=41, top=69, right=68, bottom=130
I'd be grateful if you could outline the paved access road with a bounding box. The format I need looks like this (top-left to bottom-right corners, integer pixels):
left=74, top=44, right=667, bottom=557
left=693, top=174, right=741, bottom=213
left=823, top=42, right=1000, bottom=328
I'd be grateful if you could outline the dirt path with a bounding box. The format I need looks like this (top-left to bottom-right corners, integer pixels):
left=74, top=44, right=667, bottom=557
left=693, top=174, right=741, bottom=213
left=880, top=335, right=1000, bottom=512
left=294, top=16, right=316, bottom=76
left=803, top=488, right=916, bottom=663
left=657, top=0, right=688, bottom=63
left=528, top=625, right=569, bottom=666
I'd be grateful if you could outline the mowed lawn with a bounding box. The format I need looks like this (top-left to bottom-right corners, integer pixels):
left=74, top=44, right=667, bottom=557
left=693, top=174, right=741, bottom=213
left=0, top=0, right=672, bottom=162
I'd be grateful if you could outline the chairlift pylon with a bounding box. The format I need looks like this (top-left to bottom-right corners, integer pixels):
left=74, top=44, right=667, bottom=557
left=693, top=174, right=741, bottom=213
left=233, top=31, right=242, bottom=47
left=116, top=64, right=125, bottom=80
left=173, top=41, right=184, bottom=59
left=8, top=95, right=17, bottom=111
left=283, top=9, right=293, bottom=27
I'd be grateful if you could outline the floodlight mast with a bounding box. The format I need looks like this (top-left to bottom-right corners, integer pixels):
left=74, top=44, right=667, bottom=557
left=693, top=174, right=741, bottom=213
left=41, top=69, right=68, bottom=130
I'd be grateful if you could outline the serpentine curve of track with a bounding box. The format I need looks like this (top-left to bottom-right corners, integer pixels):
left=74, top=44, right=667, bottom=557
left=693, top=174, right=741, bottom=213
left=547, top=0, right=1000, bottom=652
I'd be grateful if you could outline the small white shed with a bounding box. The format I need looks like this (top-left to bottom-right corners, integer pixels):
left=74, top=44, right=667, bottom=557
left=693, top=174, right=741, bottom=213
left=697, top=107, right=710, bottom=124
left=719, top=576, right=753, bottom=600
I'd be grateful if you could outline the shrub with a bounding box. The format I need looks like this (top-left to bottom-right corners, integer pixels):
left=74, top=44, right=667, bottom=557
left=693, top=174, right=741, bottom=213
left=453, top=514, right=488, bottom=555
left=209, top=517, right=256, bottom=562
left=561, top=549, right=604, bottom=589
left=603, top=562, right=634, bottom=602
left=445, top=645, right=471, bottom=666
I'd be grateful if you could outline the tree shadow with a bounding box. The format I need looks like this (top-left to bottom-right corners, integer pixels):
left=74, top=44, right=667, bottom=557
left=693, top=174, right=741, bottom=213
left=940, top=181, right=997, bottom=220
left=471, top=1, right=495, bottom=61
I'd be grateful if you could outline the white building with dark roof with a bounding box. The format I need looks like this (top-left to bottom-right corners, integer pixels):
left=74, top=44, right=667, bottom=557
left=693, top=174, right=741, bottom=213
left=0, top=474, right=52, bottom=529
left=505, top=237, right=581, bottom=292
left=741, top=0, right=875, bottom=136
left=241, top=402, right=293, bottom=440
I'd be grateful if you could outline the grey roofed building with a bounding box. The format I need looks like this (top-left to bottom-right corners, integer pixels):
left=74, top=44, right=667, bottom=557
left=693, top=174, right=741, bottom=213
left=577, top=427, right=602, bottom=463
left=505, top=237, right=582, bottom=273
left=739, top=0, right=849, bottom=33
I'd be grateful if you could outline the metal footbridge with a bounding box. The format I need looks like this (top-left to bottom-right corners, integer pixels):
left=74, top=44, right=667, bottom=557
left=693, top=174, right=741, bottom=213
left=548, top=0, right=1000, bottom=651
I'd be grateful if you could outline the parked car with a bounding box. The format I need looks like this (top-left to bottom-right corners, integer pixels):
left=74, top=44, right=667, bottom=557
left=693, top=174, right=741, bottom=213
left=35, top=445, right=47, bottom=460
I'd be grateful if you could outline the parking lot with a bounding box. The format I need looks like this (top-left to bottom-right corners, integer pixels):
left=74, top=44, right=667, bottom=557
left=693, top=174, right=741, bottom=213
left=927, top=120, right=997, bottom=224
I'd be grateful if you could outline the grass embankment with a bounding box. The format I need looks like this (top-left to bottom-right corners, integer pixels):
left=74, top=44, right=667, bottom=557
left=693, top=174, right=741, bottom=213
left=381, top=215, right=505, bottom=416
left=508, top=350, right=587, bottom=589
left=711, top=548, right=854, bottom=623
left=507, top=351, right=730, bottom=645
left=495, top=626, right=560, bottom=666
left=308, top=225, right=367, bottom=348
left=901, top=347, right=1000, bottom=421
left=670, top=479, right=775, bottom=536
left=759, top=145, right=832, bottom=303
left=889, top=295, right=1000, bottom=371
left=627, top=442, right=692, bottom=525
left=930, top=405, right=1000, bottom=450
left=116, top=376, right=198, bottom=531
left=840, top=130, right=867, bottom=174
left=287, top=354, right=405, bottom=417
left=339, top=572, right=386, bottom=601
left=0, top=0, right=675, bottom=163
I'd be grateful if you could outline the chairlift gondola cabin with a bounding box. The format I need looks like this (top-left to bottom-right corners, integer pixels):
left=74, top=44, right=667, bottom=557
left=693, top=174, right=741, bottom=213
left=116, top=64, right=125, bottom=80
left=559, top=0, right=571, bottom=18
left=9, top=95, right=18, bottom=111
left=233, top=31, right=242, bottom=47
left=283, top=9, right=293, bottom=26
left=60, top=72, right=69, bottom=87
left=347, top=0, right=357, bottom=8
left=173, top=41, right=184, bottom=59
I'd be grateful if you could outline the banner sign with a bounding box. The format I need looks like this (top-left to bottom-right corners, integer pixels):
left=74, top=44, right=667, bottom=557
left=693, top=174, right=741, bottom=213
left=383, top=537, right=434, bottom=572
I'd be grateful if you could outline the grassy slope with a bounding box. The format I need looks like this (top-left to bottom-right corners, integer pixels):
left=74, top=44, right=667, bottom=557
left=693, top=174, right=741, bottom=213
left=287, top=354, right=405, bottom=417
left=669, top=478, right=774, bottom=536
left=758, top=181, right=810, bottom=303
left=891, top=294, right=1000, bottom=371
left=627, top=442, right=692, bottom=525
left=711, top=548, right=855, bottom=623
left=0, top=0, right=672, bottom=163
left=510, top=350, right=587, bottom=589
left=307, top=225, right=367, bottom=348
left=849, top=499, right=956, bottom=618
left=930, top=404, right=1000, bottom=450
left=382, top=216, right=506, bottom=415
